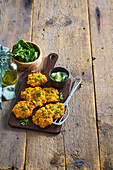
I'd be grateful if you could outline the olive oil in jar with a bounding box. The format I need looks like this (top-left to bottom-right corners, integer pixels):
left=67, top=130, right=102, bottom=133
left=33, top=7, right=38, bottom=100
left=1, top=70, right=17, bottom=86
left=0, top=53, right=17, bottom=87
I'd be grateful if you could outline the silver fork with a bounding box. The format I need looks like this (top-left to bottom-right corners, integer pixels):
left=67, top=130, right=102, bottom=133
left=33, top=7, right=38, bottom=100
left=52, top=78, right=82, bottom=125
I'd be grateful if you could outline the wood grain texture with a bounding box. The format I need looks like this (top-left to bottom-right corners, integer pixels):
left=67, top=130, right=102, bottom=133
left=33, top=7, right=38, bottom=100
left=25, top=0, right=100, bottom=169
left=89, top=0, right=113, bottom=169
left=0, top=0, right=32, bottom=169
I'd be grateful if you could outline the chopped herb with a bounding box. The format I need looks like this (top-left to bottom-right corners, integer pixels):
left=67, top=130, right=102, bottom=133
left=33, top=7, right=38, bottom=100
left=40, top=79, right=42, bottom=83
left=42, top=110, right=46, bottom=113
left=30, top=102, right=34, bottom=105
left=34, top=77, right=38, bottom=82
left=20, top=119, right=29, bottom=126
left=47, top=90, right=49, bottom=93
left=50, top=106, right=54, bottom=110
left=55, top=110, right=61, bottom=113
left=21, top=122, right=26, bottom=126
left=42, top=112, right=46, bottom=116
left=35, top=92, right=41, bottom=97
left=42, top=112, right=48, bottom=117
left=58, top=92, right=66, bottom=101
left=36, top=117, right=39, bottom=120
left=21, top=106, right=26, bottom=111
left=47, top=98, right=51, bottom=100
left=23, top=112, right=26, bottom=116
left=23, top=119, right=29, bottom=123
left=57, top=106, right=61, bottom=108
left=51, top=89, right=54, bottom=93
left=21, top=89, right=25, bottom=92
left=51, top=93, right=55, bottom=96
left=49, top=111, right=52, bottom=115
left=34, top=76, right=42, bottom=82
left=55, top=110, right=61, bottom=115
left=35, top=98, right=37, bottom=102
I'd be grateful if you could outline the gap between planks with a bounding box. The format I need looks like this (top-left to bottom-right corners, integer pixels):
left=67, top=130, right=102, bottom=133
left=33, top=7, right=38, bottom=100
left=62, top=131, right=67, bottom=170
left=87, top=0, right=101, bottom=169
left=31, top=0, right=34, bottom=42
left=24, top=1, right=34, bottom=170
left=24, top=130, right=28, bottom=170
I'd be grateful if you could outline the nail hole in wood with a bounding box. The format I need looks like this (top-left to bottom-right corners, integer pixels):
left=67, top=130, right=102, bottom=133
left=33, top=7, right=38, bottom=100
left=82, top=72, right=85, bottom=75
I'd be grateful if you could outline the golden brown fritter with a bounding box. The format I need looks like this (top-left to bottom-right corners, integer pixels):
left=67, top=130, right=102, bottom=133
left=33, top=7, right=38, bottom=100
left=45, top=102, right=65, bottom=119
left=12, top=101, right=34, bottom=119
left=32, top=103, right=65, bottom=128
left=32, top=107, right=53, bottom=128
left=43, top=87, right=59, bottom=103
left=27, top=72, right=47, bottom=87
left=21, top=87, right=47, bottom=108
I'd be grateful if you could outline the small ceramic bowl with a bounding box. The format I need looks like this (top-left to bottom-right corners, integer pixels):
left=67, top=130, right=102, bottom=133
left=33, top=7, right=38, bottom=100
left=10, top=41, right=42, bottom=71
left=49, top=67, right=69, bottom=89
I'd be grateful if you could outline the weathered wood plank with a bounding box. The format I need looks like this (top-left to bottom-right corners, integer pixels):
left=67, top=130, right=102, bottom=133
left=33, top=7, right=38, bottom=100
left=25, top=0, right=100, bottom=169
left=0, top=0, right=32, bottom=169
left=25, top=132, right=65, bottom=170
left=89, top=0, right=113, bottom=169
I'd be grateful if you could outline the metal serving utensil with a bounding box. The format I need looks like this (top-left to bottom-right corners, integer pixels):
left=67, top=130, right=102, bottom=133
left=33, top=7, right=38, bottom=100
left=52, top=77, right=82, bottom=125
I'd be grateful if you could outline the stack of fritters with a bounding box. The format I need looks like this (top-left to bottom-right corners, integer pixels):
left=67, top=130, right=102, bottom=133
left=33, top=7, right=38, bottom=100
left=12, top=72, right=65, bottom=128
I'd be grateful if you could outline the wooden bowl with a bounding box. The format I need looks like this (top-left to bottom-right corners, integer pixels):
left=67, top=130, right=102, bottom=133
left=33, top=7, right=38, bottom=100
left=10, top=41, right=42, bottom=71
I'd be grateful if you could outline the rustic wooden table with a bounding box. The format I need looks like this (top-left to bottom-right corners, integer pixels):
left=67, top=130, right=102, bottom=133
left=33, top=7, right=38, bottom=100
left=0, top=0, right=113, bottom=169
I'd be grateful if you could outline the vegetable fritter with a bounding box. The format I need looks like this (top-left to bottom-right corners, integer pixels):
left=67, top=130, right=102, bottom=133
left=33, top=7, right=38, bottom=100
left=12, top=101, right=34, bottom=119
left=43, top=87, right=59, bottom=103
left=32, top=107, right=53, bottom=128
left=27, top=72, right=47, bottom=87
left=45, top=103, right=65, bottom=119
left=32, top=103, right=65, bottom=128
left=21, top=87, right=47, bottom=108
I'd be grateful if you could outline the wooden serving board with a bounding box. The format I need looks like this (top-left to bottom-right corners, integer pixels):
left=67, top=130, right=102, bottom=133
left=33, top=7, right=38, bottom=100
left=8, top=53, right=71, bottom=134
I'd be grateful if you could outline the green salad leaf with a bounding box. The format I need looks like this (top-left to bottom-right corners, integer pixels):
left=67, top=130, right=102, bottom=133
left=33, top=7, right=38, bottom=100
left=12, top=39, right=39, bottom=63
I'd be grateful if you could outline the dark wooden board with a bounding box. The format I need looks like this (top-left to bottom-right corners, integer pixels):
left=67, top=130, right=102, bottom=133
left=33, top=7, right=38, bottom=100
left=8, top=53, right=71, bottom=134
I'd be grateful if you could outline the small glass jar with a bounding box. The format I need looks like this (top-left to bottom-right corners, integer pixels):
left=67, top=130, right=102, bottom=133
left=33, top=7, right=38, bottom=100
left=0, top=52, right=17, bottom=86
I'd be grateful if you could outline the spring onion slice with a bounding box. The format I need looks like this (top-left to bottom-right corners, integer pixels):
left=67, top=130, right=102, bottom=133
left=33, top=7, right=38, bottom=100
left=51, top=72, right=68, bottom=82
